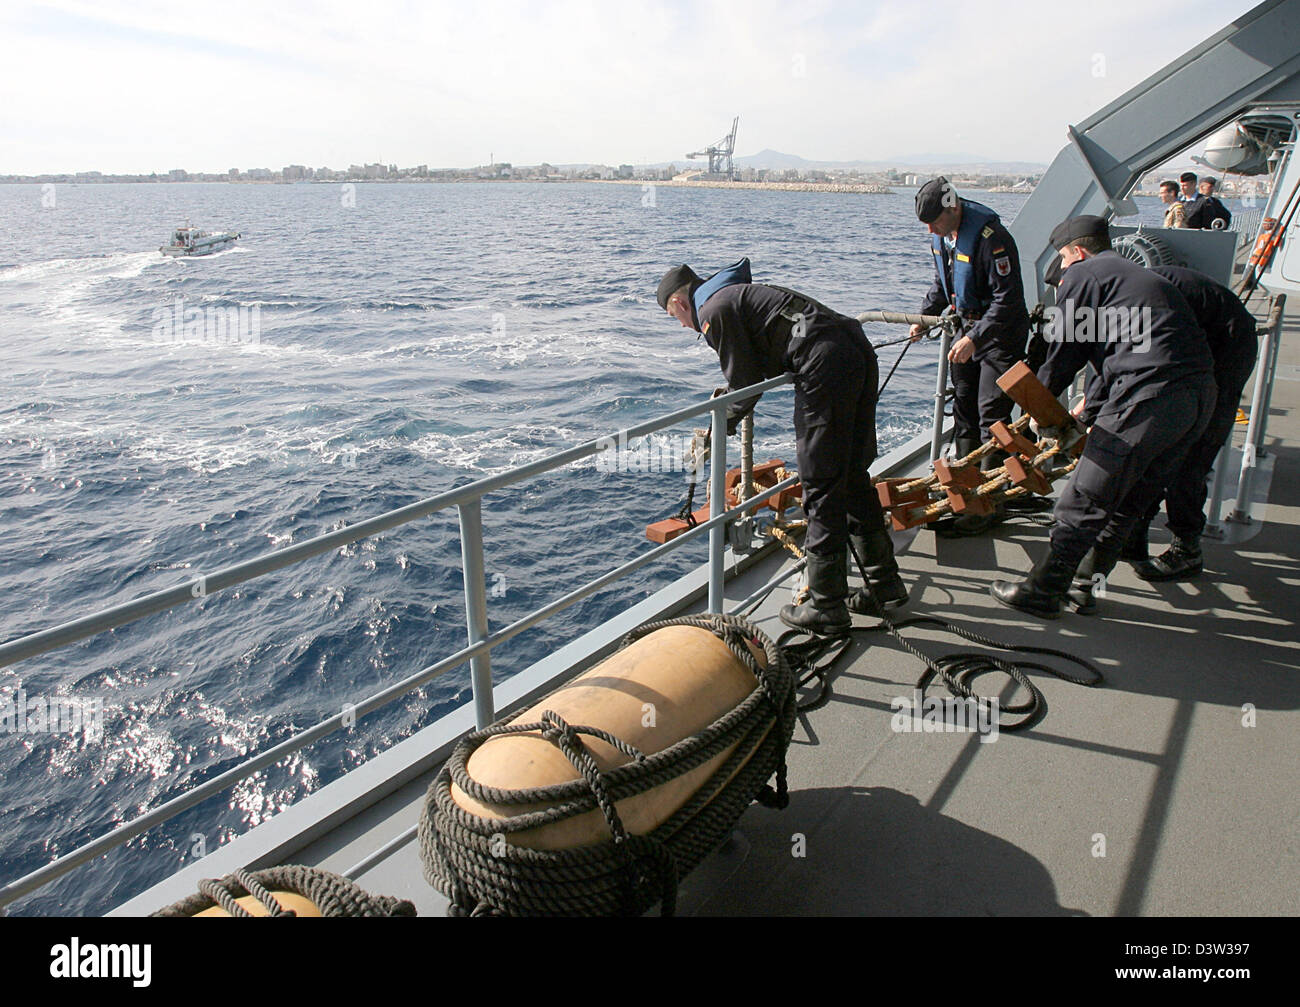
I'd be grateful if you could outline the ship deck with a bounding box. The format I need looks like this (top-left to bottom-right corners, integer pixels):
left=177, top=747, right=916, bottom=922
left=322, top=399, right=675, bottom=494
left=113, top=296, right=1300, bottom=918
left=692, top=300, right=1300, bottom=917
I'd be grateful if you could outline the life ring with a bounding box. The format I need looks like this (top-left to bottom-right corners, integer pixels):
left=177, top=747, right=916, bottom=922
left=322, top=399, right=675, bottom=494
left=1248, top=218, right=1277, bottom=266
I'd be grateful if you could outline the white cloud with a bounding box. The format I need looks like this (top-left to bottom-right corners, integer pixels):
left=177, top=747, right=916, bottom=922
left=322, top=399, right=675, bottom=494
left=0, top=0, right=1262, bottom=174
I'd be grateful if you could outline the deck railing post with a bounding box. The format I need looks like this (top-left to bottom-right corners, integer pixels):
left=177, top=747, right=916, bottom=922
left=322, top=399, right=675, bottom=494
left=457, top=499, right=494, bottom=728
left=1202, top=436, right=1232, bottom=538
left=1230, top=297, right=1285, bottom=524
left=709, top=402, right=728, bottom=613
left=930, top=327, right=953, bottom=462
left=740, top=414, right=754, bottom=502
left=1254, top=293, right=1286, bottom=458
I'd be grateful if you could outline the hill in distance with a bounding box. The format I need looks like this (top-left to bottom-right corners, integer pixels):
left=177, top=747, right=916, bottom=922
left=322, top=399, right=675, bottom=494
left=731, top=148, right=1047, bottom=175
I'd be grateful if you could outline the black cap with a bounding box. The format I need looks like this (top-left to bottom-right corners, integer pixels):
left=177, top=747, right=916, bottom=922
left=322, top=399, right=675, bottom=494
left=915, top=176, right=955, bottom=223
left=1180, top=171, right=1198, bottom=184
left=657, top=264, right=701, bottom=309
left=1048, top=214, right=1109, bottom=250
left=1044, top=255, right=1064, bottom=288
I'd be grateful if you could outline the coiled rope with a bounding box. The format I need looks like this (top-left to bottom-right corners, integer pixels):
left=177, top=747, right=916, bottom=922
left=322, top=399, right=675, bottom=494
left=779, top=539, right=1103, bottom=730
left=419, top=613, right=796, bottom=917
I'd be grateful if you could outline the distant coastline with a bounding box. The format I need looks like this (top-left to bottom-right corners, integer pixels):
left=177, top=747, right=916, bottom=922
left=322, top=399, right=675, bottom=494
left=589, top=177, right=893, bottom=194
left=0, top=176, right=896, bottom=193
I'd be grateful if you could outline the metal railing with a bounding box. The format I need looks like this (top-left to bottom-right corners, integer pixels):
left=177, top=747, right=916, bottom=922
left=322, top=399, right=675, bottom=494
left=1227, top=293, right=1287, bottom=524
left=1231, top=207, right=1265, bottom=252
left=0, top=301, right=966, bottom=910
left=0, top=375, right=804, bottom=908
left=6, top=283, right=1283, bottom=909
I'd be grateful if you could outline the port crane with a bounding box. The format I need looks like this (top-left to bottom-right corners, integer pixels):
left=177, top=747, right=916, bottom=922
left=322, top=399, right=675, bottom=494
left=687, top=117, right=738, bottom=179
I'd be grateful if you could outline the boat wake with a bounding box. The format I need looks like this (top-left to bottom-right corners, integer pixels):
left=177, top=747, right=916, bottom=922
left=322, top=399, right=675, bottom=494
left=0, top=250, right=163, bottom=286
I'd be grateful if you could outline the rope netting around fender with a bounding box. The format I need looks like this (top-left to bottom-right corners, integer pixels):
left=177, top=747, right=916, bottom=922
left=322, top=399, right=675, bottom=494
left=418, top=613, right=795, bottom=917
left=151, top=865, right=416, bottom=917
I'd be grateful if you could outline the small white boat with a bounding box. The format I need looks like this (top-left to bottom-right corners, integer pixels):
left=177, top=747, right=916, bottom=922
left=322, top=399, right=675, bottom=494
left=160, top=225, right=240, bottom=257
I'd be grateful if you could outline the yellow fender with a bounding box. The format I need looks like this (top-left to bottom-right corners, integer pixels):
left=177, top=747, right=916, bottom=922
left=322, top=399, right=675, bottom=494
left=452, top=624, right=768, bottom=849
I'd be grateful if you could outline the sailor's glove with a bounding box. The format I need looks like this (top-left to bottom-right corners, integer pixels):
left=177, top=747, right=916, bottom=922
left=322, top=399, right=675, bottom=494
left=1030, top=415, right=1086, bottom=453
left=726, top=414, right=741, bottom=436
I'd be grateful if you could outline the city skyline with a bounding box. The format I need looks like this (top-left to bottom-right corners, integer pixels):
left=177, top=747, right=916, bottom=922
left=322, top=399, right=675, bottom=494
left=3, top=0, right=1259, bottom=176
left=1, top=148, right=1054, bottom=183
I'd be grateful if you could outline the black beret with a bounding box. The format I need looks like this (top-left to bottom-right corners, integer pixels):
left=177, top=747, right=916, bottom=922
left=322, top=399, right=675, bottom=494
left=1179, top=171, right=1198, bottom=183
left=657, top=264, right=701, bottom=309
left=1048, top=214, right=1109, bottom=249
left=915, top=176, right=954, bottom=223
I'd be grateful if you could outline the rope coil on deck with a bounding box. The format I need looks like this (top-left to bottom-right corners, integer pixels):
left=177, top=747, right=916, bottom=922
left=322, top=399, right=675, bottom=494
left=418, top=613, right=796, bottom=917
left=150, top=865, right=417, bottom=917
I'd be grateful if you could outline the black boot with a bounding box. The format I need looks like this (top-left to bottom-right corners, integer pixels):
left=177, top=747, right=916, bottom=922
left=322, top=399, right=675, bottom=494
left=1121, top=518, right=1151, bottom=563
left=847, top=530, right=908, bottom=615
left=952, top=437, right=981, bottom=463
left=1134, top=535, right=1202, bottom=581
left=1067, top=544, right=1122, bottom=616
left=980, top=448, right=1009, bottom=473
left=990, top=550, right=1078, bottom=620
left=781, top=550, right=851, bottom=636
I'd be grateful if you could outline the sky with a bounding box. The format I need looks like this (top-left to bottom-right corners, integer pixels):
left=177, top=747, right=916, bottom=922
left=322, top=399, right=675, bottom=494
left=0, top=0, right=1264, bottom=175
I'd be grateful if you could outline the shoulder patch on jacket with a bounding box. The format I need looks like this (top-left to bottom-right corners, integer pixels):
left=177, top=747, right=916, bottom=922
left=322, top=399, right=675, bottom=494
left=996, top=256, right=1011, bottom=277
left=981, top=225, right=994, bottom=238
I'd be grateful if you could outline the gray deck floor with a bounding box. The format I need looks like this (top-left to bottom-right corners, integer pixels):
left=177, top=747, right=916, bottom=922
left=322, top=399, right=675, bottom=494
left=680, top=308, right=1300, bottom=917
left=284, top=305, right=1300, bottom=919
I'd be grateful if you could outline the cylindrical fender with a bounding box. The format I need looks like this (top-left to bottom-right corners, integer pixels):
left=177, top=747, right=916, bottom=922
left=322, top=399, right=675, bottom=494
left=451, top=624, right=768, bottom=850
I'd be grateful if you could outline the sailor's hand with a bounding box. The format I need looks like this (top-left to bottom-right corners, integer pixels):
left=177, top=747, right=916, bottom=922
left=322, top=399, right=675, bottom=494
left=908, top=322, right=928, bottom=343
left=947, top=335, right=975, bottom=363
left=726, top=414, right=741, bottom=436
left=1032, top=415, right=1085, bottom=450
left=1059, top=414, right=1087, bottom=452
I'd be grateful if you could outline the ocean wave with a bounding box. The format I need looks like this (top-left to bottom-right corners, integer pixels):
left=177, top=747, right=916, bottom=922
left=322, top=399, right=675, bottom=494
left=0, top=179, right=963, bottom=916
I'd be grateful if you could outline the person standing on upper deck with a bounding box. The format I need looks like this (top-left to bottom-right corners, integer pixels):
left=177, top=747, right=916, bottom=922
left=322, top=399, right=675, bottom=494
left=1160, top=180, right=1189, bottom=228
left=990, top=215, right=1216, bottom=619
left=657, top=258, right=907, bottom=637
left=908, top=177, right=1030, bottom=533
left=1185, top=177, right=1232, bottom=230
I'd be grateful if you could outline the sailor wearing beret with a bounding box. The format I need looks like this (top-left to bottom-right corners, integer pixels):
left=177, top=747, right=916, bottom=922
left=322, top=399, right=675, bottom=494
left=910, top=177, right=1031, bottom=533
left=657, top=259, right=907, bottom=636
left=991, top=215, right=1216, bottom=618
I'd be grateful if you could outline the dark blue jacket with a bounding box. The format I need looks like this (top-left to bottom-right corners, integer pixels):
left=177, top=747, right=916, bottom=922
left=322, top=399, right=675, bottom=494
left=920, top=198, right=1030, bottom=358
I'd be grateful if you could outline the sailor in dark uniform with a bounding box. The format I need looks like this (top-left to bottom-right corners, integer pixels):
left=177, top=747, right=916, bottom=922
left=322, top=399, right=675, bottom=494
left=911, top=177, right=1030, bottom=462
left=657, top=259, right=907, bottom=635
left=1185, top=177, right=1232, bottom=230
left=990, top=216, right=1217, bottom=618
left=1122, top=265, right=1259, bottom=579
